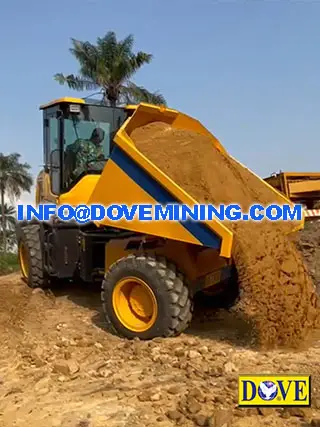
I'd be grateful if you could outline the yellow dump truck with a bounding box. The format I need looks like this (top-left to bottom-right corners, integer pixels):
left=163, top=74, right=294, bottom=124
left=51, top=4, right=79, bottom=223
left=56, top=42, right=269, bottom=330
left=264, top=172, right=320, bottom=215
left=15, top=98, right=303, bottom=340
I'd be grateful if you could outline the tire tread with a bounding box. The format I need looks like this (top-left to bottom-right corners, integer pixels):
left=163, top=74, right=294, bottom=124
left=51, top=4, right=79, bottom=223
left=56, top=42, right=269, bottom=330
left=101, top=254, right=193, bottom=339
left=20, top=224, right=46, bottom=289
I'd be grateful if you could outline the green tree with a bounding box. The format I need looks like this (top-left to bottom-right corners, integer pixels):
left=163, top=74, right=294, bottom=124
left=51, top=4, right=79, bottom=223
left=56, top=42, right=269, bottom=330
left=0, top=153, right=33, bottom=254
left=0, top=203, right=16, bottom=231
left=0, top=204, right=17, bottom=253
left=54, top=31, right=166, bottom=107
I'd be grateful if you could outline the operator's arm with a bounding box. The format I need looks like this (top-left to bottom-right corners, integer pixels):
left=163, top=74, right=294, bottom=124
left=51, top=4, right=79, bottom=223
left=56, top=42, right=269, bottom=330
left=97, top=145, right=105, bottom=160
left=73, top=141, right=90, bottom=177
left=85, top=145, right=106, bottom=170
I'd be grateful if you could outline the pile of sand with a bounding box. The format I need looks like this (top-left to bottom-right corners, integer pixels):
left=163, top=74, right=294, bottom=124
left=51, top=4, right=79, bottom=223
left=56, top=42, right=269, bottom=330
left=131, top=122, right=320, bottom=349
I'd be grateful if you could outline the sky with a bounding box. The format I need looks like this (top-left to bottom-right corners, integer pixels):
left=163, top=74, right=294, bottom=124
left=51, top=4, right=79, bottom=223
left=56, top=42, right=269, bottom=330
left=0, top=0, right=319, bottom=205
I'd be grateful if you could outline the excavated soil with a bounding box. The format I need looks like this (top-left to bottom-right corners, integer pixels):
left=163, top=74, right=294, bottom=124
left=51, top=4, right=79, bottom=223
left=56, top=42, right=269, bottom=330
left=131, top=122, right=320, bottom=349
left=1, top=272, right=320, bottom=427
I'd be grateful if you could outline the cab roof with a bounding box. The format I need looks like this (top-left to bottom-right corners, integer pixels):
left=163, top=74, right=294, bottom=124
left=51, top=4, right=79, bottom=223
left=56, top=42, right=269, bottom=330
left=39, top=97, right=137, bottom=111
left=39, top=97, right=85, bottom=110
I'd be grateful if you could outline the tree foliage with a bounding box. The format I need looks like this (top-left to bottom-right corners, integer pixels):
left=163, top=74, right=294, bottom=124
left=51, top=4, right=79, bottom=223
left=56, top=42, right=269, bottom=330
left=0, top=153, right=33, bottom=253
left=54, top=31, right=166, bottom=107
left=0, top=204, right=17, bottom=253
left=0, top=203, right=16, bottom=231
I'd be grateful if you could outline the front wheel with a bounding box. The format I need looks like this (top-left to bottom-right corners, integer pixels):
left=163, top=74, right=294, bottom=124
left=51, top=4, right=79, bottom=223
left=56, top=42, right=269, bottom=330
left=101, top=254, right=193, bottom=340
left=17, top=224, right=47, bottom=289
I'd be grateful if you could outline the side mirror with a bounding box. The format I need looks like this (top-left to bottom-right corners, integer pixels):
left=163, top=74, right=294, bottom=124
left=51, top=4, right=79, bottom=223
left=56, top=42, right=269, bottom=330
left=49, top=149, right=61, bottom=195
left=50, top=149, right=60, bottom=169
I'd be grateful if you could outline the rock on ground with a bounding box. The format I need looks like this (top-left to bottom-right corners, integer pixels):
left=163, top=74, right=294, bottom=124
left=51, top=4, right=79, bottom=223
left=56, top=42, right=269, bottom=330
left=0, top=272, right=319, bottom=427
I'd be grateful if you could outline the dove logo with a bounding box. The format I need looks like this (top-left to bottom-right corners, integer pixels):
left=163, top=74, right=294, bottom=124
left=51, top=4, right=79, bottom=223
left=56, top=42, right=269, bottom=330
left=258, top=381, right=278, bottom=401
left=238, top=375, right=311, bottom=407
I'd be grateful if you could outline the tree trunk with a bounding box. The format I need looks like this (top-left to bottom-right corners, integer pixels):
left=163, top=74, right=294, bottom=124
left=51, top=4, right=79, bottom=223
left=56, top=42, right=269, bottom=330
left=104, top=86, right=118, bottom=107
left=0, top=186, right=6, bottom=254
left=107, top=93, right=117, bottom=108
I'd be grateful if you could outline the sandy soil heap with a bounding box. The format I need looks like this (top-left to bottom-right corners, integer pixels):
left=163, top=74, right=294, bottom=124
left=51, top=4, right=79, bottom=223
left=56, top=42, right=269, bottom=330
left=131, top=122, right=320, bottom=349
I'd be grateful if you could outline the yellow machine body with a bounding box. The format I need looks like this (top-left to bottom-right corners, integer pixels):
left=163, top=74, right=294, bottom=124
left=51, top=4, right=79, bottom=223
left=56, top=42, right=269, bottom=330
left=18, top=97, right=310, bottom=340
left=36, top=98, right=304, bottom=287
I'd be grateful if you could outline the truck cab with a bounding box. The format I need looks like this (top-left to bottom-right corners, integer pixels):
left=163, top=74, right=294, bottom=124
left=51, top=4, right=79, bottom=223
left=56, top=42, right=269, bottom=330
left=37, top=97, right=130, bottom=204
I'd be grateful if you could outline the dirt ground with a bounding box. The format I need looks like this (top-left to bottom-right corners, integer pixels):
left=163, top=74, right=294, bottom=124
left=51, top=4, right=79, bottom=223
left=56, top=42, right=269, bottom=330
left=0, top=263, right=320, bottom=427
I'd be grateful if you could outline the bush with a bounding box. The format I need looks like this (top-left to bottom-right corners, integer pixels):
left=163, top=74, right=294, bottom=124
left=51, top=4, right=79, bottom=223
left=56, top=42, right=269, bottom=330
left=0, top=252, right=19, bottom=276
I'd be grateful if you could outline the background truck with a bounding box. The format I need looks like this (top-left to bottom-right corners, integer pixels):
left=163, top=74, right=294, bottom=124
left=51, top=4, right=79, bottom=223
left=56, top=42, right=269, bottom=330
left=264, top=171, right=320, bottom=219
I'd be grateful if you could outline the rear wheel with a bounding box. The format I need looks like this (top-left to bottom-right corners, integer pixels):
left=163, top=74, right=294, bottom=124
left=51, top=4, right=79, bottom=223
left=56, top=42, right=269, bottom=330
left=194, top=265, right=239, bottom=309
left=101, top=254, right=193, bottom=339
left=17, top=224, right=47, bottom=289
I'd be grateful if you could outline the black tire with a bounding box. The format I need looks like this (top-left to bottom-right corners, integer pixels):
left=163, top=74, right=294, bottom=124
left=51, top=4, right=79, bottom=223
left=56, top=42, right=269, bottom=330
left=101, top=254, right=193, bottom=340
left=17, top=224, right=47, bottom=289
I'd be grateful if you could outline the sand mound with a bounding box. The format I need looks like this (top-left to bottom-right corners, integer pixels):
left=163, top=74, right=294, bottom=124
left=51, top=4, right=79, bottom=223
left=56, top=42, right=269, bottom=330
left=131, top=122, right=320, bottom=349
left=0, top=274, right=56, bottom=345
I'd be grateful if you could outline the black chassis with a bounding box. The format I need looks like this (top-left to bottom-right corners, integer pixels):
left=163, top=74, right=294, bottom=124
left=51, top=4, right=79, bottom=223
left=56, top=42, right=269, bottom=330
left=15, top=217, right=138, bottom=284
left=15, top=218, right=235, bottom=293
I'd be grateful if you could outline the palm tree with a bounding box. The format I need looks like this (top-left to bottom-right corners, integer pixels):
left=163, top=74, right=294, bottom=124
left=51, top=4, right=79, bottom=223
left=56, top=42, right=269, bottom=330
left=0, top=153, right=33, bottom=254
left=0, top=230, right=16, bottom=252
left=54, top=31, right=166, bottom=107
left=0, top=203, right=16, bottom=232
left=0, top=204, right=17, bottom=253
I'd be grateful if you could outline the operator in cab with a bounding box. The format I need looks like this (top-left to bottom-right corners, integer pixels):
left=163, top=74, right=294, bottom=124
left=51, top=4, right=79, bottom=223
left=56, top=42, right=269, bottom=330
left=71, top=127, right=106, bottom=178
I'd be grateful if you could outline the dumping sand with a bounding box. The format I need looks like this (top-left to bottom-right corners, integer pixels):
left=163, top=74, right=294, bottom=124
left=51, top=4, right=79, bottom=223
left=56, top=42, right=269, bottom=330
left=131, top=122, right=320, bottom=349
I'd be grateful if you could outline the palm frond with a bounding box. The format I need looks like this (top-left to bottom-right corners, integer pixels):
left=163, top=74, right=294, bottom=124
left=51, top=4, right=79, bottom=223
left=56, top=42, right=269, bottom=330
left=0, top=203, right=15, bottom=216
left=0, top=153, right=33, bottom=202
left=121, top=83, right=167, bottom=106
left=97, top=31, right=118, bottom=54
left=69, top=39, right=103, bottom=84
left=54, top=73, right=99, bottom=91
left=130, top=52, right=153, bottom=73
left=0, top=203, right=16, bottom=232
left=119, top=34, right=135, bottom=55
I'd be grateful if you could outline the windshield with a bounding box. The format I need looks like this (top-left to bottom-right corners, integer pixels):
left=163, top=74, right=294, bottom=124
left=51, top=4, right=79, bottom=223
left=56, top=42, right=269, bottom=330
left=64, top=118, right=111, bottom=160
left=62, top=104, right=127, bottom=188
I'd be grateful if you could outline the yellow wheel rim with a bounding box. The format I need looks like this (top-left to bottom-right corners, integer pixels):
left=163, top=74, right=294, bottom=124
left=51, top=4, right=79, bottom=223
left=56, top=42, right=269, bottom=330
left=112, top=277, right=158, bottom=333
left=18, top=242, right=29, bottom=279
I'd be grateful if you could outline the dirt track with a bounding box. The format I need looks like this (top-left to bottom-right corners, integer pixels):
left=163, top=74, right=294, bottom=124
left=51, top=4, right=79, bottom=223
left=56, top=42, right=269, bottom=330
left=1, top=273, right=320, bottom=427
